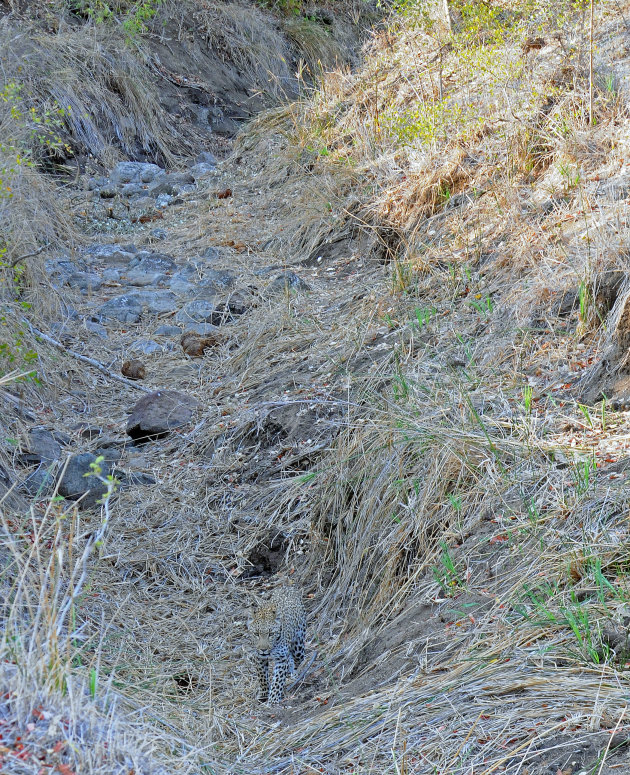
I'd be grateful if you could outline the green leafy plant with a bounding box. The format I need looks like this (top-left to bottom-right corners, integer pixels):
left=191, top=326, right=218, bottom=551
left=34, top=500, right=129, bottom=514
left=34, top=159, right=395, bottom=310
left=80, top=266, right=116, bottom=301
left=432, top=540, right=464, bottom=595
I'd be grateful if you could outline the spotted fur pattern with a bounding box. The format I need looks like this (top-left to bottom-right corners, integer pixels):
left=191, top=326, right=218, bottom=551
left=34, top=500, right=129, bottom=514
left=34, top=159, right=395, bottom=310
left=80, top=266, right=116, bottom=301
left=251, top=586, right=306, bottom=703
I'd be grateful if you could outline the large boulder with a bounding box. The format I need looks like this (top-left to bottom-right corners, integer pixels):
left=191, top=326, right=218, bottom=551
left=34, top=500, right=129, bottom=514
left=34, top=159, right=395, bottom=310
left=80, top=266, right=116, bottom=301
left=126, top=390, right=199, bottom=442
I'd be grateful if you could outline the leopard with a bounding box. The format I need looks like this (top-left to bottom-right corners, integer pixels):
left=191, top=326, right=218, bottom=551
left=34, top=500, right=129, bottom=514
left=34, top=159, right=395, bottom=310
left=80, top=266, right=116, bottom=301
left=250, top=585, right=306, bottom=704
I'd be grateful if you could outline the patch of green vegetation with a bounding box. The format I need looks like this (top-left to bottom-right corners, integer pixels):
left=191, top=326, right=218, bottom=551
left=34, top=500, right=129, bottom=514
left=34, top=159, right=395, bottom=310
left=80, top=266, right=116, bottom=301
left=64, top=0, right=163, bottom=36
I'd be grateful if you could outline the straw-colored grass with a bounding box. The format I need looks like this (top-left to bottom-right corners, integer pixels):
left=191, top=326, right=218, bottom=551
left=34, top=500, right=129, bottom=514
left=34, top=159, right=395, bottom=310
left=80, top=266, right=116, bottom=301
left=5, top=0, right=630, bottom=773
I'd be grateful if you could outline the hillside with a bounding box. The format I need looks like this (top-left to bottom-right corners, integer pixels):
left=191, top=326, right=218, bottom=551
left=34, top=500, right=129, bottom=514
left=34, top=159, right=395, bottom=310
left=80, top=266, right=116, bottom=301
left=2, top=0, right=630, bottom=773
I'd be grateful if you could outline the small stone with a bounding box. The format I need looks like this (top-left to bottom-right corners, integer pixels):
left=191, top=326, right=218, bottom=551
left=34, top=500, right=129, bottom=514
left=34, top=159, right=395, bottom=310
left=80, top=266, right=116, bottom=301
left=149, top=228, right=168, bottom=240
left=175, top=300, right=216, bottom=325
left=195, top=151, right=217, bottom=166
left=85, top=320, right=109, bottom=339
left=121, top=182, right=145, bottom=197
left=190, top=163, right=216, bottom=179
left=268, top=271, right=311, bottom=294
left=131, top=339, right=163, bottom=355
left=125, top=269, right=166, bottom=287
left=66, top=272, right=102, bottom=292
left=154, top=324, right=183, bottom=337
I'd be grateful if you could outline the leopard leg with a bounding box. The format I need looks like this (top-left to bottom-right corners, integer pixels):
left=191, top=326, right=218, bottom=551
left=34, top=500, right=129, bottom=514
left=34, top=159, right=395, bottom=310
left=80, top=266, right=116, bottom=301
left=268, top=644, right=290, bottom=703
left=291, top=628, right=305, bottom=668
left=255, top=653, right=270, bottom=703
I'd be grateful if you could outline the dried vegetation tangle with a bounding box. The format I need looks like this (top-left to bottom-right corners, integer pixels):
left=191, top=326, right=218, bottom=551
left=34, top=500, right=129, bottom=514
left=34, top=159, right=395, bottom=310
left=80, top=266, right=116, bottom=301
left=5, top=0, right=630, bottom=773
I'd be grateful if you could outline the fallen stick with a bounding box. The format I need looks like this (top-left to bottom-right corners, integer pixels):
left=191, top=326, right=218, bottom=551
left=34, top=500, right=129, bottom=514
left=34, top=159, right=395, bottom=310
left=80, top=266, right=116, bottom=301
left=25, top=321, right=153, bottom=394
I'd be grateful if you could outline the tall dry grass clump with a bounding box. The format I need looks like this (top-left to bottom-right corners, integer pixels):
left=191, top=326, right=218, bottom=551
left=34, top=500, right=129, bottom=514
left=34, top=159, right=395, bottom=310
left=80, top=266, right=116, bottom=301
left=0, top=455, right=209, bottom=774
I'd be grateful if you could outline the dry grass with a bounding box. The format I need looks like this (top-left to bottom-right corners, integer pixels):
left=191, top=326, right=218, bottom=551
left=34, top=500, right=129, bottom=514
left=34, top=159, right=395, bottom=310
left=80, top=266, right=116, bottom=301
left=6, top=0, right=630, bottom=773
left=192, top=1, right=295, bottom=100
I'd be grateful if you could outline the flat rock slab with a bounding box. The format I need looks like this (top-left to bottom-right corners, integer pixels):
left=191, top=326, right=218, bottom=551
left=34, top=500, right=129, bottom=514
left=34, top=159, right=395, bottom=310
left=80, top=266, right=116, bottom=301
left=126, top=390, right=199, bottom=442
left=99, top=295, right=143, bottom=323
left=27, top=428, right=62, bottom=463
left=130, top=252, right=178, bottom=273
left=57, top=453, right=112, bottom=507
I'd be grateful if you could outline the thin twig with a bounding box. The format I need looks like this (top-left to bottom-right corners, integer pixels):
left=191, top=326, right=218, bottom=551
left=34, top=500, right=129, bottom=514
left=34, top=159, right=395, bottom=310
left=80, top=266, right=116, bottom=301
left=7, top=245, right=47, bottom=269
left=24, top=321, right=153, bottom=393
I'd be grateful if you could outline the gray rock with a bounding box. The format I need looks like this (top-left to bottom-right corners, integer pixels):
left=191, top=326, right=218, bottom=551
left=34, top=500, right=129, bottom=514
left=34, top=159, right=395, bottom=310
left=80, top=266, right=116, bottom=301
left=154, top=324, right=183, bottom=337
left=102, top=268, right=121, bottom=282
left=99, top=295, right=143, bottom=323
left=134, top=290, right=179, bottom=315
left=111, top=161, right=163, bottom=186
left=125, top=269, right=166, bottom=287
left=121, top=182, right=145, bottom=197
left=88, top=244, right=136, bottom=266
left=195, top=151, right=217, bottom=166
left=201, top=247, right=221, bottom=261
left=146, top=172, right=194, bottom=198
left=131, top=339, right=163, bottom=355
left=169, top=274, right=196, bottom=295
left=268, top=271, right=311, bottom=294
left=149, top=228, right=168, bottom=240
left=130, top=196, right=156, bottom=212
left=171, top=172, right=195, bottom=186
left=93, top=447, right=122, bottom=463
left=28, top=428, right=62, bottom=463
left=168, top=277, right=195, bottom=298
left=87, top=176, right=109, bottom=191
left=180, top=322, right=218, bottom=336
left=85, top=320, right=109, bottom=339
left=57, top=453, right=112, bottom=507
left=155, top=193, right=172, bottom=208
left=180, top=269, right=236, bottom=302
left=47, top=258, right=81, bottom=285
left=115, top=470, right=157, bottom=487
left=67, top=272, right=102, bottom=292
left=190, top=163, right=216, bottom=179
left=175, top=300, right=216, bottom=325
left=130, top=252, right=177, bottom=273
left=126, top=390, right=199, bottom=441
left=22, top=468, right=56, bottom=497
left=148, top=178, right=176, bottom=197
